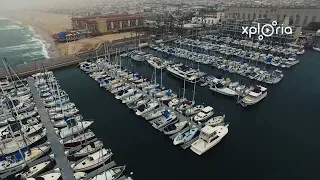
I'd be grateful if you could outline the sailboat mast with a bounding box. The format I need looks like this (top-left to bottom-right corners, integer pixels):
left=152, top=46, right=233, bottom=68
left=192, top=80, right=196, bottom=102
left=182, top=75, right=186, bottom=99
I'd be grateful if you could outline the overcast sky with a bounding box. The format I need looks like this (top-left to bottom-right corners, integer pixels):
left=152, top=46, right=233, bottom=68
left=0, top=0, right=97, bottom=10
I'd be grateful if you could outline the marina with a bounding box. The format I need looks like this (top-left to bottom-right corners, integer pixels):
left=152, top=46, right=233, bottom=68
left=51, top=48, right=319, bottom=180
left=78, top=58, right=229, bottom=151
left=0, top=62, right=132, bottom=179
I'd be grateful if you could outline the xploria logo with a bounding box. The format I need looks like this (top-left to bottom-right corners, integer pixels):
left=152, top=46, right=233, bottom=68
left=242, top=21, right=293, bottom=41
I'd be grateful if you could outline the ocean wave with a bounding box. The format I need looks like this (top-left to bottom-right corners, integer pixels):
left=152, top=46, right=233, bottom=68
left=0, top=25, right=23, bottom=31
left=0, top=17, right=8, bottom=20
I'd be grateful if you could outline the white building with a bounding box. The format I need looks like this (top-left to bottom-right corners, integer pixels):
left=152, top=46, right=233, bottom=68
left=191, top=12, right=225, bottom=26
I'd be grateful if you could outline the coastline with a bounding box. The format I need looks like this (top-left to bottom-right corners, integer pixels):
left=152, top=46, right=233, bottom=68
left=1, top=11, right=73, bottom=59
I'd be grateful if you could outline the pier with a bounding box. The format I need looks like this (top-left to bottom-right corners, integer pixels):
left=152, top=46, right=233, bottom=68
left=27, top=78, right=76, bottom=180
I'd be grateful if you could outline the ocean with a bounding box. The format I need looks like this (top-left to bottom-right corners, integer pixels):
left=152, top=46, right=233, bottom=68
left=53, top=48, right=320, bottom=180
left=0, top=17, right=49, bottom=67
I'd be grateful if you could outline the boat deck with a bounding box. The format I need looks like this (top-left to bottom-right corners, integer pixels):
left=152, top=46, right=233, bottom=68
left=27, top=78, right=76, bottom=180
left=83, top=160, right=116, bottom=180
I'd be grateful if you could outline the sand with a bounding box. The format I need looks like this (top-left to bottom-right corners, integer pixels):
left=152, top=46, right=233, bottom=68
left=56, top=32, right=139, bottom=56
left=3, top=11, right=139, bottom=57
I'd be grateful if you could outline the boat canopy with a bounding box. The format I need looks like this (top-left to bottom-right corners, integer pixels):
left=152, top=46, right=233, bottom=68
left=216, top=83, right=224, bottom=88
left=85, top=66, right=90, bottom=69
left=266, top=57, right=272, bottom=63
left=166, top=90, right=172, bottom=96
left=104, top=79, right=109, bottom=84
left=163, top=109, right=170, bottom=118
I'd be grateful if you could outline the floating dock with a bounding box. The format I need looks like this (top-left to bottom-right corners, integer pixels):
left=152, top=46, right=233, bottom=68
left=27, top=78, right=76, bottom=180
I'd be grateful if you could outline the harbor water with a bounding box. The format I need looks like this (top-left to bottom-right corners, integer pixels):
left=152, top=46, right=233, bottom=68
left=0, top=17, right=49, bottom=67
left=54, top=48, right=320, bottom=180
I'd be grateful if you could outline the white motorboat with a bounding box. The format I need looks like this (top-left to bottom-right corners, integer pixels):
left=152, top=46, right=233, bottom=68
left=75, top=166, right=125, bottom=180
left=191, top=124, right=229, bottom=155
left=0, top=144, right=50, bottom=174
left=115, top=89, right=136, bottom=100
left=59, top=121, right=93, bottom=139
left=135, top=101, right=159, bottom=116
left=166, top=64, right=201, bottom=83
left=73, top=140, right=104, bottom=157
left=168, top=98, right=180, bottom=107
left=210, top=83, right=238, bottom=96
left=313, top=46, right=320, bottom=52
left=177, top=100, right=195, bottom=111
left=128, top=98, right=149, bottom=110
left=193, top=106, right=214, bottom=122
left=144, top=108, right=166, bottom=121
left=240, top=85, right=267, bottom=107
left=71, top=148, right=113, bottom=172
left=205, top=115, right=225, bottom=127
left=163, top=121, right=188, bottom=135
left=151, top=111, right=177, bottom=129
left=26, top=172, right=61, bottom=180
left=185, top=105, right=204, bottom=116
left=50, top=108, right=79, bottom=120
left=122, top=93, right=143, bottom=104
left=147, top=57, right=166, bottom=69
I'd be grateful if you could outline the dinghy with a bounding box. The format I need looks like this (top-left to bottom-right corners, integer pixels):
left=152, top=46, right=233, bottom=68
left=73, top=140, right=104, bottom=157
left=163, top=121, right=188, bottom=135
left=71, top=148, right=113, bottom=172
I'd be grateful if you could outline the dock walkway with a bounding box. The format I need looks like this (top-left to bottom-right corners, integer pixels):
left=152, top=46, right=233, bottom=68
left=27, top=78, right=76, bottom=180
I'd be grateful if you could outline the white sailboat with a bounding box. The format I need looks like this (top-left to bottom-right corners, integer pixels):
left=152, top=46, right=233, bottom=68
left=59, top=120, right=93, bottom=139
left=71, top=148, right=113, bottom=172
left=73, top=140, right=104, bottom=157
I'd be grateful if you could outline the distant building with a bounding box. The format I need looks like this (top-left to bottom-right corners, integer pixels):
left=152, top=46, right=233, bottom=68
left=71, top=14, right=145, bottom=36
left=191, top=12, right=225, bottom=26
left=220, top=18, right=302, bottom=42
left=224, top=6, right=320, bottom=27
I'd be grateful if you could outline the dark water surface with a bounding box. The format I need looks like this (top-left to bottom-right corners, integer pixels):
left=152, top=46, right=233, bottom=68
left=54, top=49, right=320, bottom=180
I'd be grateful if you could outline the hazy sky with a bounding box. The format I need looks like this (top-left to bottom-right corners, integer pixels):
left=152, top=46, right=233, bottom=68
left=0, top=0, right=97, bottom=10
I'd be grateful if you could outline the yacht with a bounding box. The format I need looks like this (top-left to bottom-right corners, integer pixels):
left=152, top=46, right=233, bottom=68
left=193, top=106, right=214, bottom=122
left=166, top=64, right=202, bottom=83
left=147, top=57, right=166, bottom=69
left=210, top=83, right=238, bottom=96
left=240, top=85, right=267, bottom=107
left=115, top=89, right=136, bottom=100
left=144, top=108, right=167, bottom=121
left=64, top=131, right=96, bottom=147
left=190, top=124, right=229, bottom=155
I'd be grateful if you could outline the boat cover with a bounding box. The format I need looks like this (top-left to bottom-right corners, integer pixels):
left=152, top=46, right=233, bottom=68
left=163, top=110, right=170, bottom=118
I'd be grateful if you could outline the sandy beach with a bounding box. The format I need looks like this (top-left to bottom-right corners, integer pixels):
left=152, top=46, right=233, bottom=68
left=3, top=11, right=140, bottom=57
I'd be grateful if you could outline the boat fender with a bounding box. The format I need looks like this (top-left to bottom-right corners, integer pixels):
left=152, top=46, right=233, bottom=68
left=49, top=153, right=56, bottom=159
left=55, top=130, right=60, bottom=135
left=71, top=163, right=75, bottom=168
